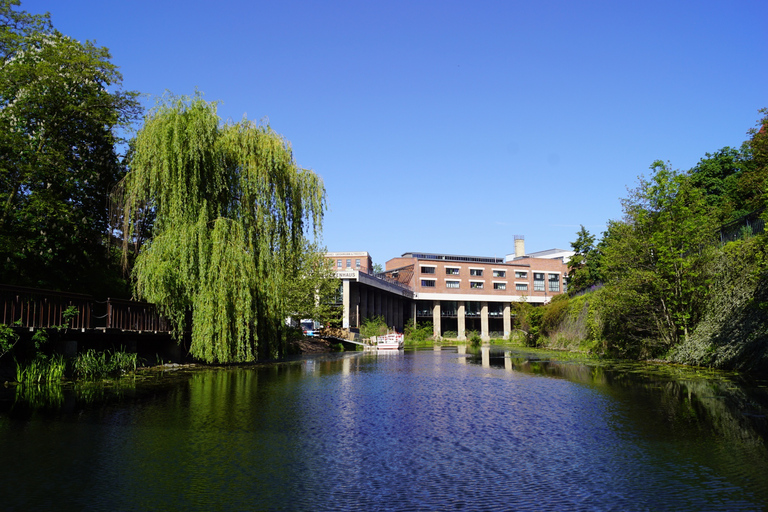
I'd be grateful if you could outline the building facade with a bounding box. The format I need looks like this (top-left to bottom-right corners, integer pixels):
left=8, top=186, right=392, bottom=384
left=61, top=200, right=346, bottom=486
left=385, top=251, right=568, bottom=341
left=325, top=241, right=570, bottom=341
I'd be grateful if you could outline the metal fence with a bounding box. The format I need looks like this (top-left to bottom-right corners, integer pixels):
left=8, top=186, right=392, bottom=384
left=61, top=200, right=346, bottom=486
left=720, top=209, right=766, bottom=244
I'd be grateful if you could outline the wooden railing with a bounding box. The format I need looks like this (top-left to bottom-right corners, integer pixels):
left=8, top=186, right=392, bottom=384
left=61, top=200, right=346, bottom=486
left=0, top=284, right=173, bottom=333
left=0, top=284, right=92, bottom=329
left=106, top=298, right=170, bottom=332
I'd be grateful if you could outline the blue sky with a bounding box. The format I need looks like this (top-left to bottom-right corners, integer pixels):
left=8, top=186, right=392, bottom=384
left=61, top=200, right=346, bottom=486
left=22, top=0, right=768, bottom=265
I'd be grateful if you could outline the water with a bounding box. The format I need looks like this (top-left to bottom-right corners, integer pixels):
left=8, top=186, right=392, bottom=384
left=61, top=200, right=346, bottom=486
left=1, top=346, right=767, bottom=511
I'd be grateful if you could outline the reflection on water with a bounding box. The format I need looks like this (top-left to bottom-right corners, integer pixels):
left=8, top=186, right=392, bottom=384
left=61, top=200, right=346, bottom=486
left=1, top=348, right=767, bottom=511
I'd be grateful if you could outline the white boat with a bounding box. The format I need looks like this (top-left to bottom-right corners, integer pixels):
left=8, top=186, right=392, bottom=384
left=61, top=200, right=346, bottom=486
left=376, top=332, right=404, bottom=350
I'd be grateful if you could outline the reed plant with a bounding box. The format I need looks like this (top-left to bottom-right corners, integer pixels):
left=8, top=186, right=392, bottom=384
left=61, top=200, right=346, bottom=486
left=15, top=354, right=66, bottom=384
left=73, top=349, right=138, bottom=380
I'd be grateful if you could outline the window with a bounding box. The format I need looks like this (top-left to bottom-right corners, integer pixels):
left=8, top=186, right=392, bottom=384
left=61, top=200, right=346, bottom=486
left=445, top=267, right=460, bottom=275
left=533, top=273, right=545, bottom=291
left=470, top=281, right=484, bottom=289
left=549, top=273, right=560, bottom=292
left=420, top=265, right=436, bottom=274
left=421, top=279, right=436, bottom=287
left=492, top=270, right=506, bottom=278
left=346, top=259, right=352, bottom=268
left=493, top=282, right=506, bottom=290
left=446, top=280, right=460, bottom=289
left=516, top=283, right=528, bottom=291
left=470, top=268, right=483, bottom=277
left=355, top=259, right=361, bottom=269
left=515, top=271, right=527, bottom=279
left=337, top=259, right=342, bottom=268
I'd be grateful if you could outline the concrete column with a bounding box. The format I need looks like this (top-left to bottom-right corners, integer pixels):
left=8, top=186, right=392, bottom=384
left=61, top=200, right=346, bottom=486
left=503, top=303, right=511, bottom=340
left=360, top=287, right=368, bottom=323
left=481, top=301, right=489, bottom=341
left=350, top=282, right=360, bottom=328
left=432, top=301, right=441, bottom=339
left=342, top=279, right=351, bottom=329
left=457, top=301, right=466, bottom=340
left=411, top=302, right=417, bottom=328
left=375, top=290, right=382, bottom=318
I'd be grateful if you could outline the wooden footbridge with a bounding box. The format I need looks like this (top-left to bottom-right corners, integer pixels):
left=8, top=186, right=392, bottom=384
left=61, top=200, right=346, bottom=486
left=1, top=284, right=175, bottom=334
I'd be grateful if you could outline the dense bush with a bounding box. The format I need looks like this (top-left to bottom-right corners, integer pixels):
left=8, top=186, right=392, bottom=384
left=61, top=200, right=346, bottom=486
left=404, top=322, right=433, bottom=344
left=360, top=316, right=388, bottom=339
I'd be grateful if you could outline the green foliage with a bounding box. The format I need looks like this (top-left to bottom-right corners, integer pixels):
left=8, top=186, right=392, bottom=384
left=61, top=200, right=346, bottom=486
left=668, top=237, right=768, bottom=371
left=467, top=330, right=482, bottom=347
left=0, top=322, right=19, bottom=358
left=360, top=315, right=388, bottom=339
left=687, top=146, right=748, bottom=222
left=512, top=300, right=543, bottom=347
left=0, top=2, right=141, bottom=296
left=541, top=294, right=569, bottom=335
left=15, top=354, right=65, bottom=384
left=122, top=94, right=325, bottom=363
left=283, top=243, right=339, bottom=328
left=73, top=349, right=138, bottom=380
left=404, top=321, right=432, bottom=344
left=598, top=162, right=716, bottom=354
left=567, top=225, right=602, bottom=294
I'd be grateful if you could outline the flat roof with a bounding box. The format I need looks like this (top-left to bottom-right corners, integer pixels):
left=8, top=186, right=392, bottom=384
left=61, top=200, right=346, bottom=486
left=401, top=252, right=505, bottom=264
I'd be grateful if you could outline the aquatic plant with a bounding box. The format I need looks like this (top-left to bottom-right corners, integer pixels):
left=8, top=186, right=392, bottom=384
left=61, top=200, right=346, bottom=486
left=73, top=349, right=138, bottom=380
left=15, top=354, right=66, bottom=384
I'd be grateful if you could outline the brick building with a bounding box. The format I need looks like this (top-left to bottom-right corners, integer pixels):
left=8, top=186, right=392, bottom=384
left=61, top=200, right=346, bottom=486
left=324, top=239, right=571, bottom=341
left=385, top=246, right=568, bottom=341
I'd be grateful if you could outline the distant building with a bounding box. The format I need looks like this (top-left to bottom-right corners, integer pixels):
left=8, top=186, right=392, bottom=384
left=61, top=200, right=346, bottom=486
left=325, top=251, right=373, bottom=274
left=385, top=246, right=567, bottom=341
left=325, top=238, right=569, bottom=341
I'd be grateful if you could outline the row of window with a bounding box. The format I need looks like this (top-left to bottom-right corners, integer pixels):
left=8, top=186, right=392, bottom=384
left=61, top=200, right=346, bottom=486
left=336, top=258, right=362, bottom=269
left=421, top=266, right=525, bottom=278
left=420, top=273, right=560, bottom=292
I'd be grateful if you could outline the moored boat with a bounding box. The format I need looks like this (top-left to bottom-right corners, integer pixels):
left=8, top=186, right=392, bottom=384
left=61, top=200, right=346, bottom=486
left=376, top=332, right=404, bottom=350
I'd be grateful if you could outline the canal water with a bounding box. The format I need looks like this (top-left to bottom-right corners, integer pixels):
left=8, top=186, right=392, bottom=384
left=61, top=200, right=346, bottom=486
left=1, top=346, right=767, bottom=511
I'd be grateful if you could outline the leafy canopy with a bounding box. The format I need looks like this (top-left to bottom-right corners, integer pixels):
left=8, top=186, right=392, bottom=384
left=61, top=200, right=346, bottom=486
left=0, top=1, right=140, bottom=295
left=123, top=94, right=326, bottom=362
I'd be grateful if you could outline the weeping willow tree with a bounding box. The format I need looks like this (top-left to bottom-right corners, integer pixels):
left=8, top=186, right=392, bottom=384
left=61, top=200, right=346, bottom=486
left=122, top=94, right=325, bottom=362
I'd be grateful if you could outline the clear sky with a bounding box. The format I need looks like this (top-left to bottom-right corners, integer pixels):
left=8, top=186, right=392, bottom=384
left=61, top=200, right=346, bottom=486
left=21, top=0, right=768, bottom=265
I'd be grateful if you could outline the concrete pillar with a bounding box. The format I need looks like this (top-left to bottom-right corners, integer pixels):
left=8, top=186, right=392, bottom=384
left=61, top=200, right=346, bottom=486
left=375, top=290, right=382, bottom=318
left=457, top=301, right=466, bottom=340
left=411, top=302, right=417, bottom=328
left=361, top=287, right=368, bottom=323
left=342, top=279, right=351, bottom=329
left=432, top=301, right=442, bottom=339
left=503, top=303, right=511, bottom=340
left=350, top=282, right=360, bottom=328
left=481, top=301, right=489, bottom=341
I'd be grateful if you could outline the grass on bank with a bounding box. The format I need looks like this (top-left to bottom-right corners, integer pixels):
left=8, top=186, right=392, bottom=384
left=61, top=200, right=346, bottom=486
left=13, top=348, right=139, bottom=385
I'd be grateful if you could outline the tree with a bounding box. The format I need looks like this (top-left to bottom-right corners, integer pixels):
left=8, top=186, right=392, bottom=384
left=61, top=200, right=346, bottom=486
left=599, top=161, right=716, bottom=352
left=687, top=146, right=746, bottom=222
left=0, top=0, right=51, bottom=61
left=0, top=1, right=141, bottom=295
left=122, top=94, right=326, bottom=362
left=283, top=241, right=339, bottom=328
left=566, top=225, right=602, bottom=294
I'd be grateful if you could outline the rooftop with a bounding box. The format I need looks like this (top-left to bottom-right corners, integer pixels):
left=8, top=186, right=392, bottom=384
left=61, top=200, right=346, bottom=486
left=400, top=252, right=505, bottom=264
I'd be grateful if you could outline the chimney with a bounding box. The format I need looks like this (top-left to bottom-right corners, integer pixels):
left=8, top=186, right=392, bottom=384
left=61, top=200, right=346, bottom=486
left=514, top=235, right=525, bottom=258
